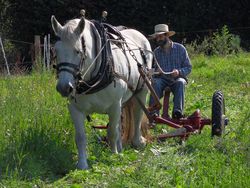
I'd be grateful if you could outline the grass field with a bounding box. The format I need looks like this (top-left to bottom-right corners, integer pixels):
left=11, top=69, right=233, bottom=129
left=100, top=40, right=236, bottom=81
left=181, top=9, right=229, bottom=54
left=0, top=53, right=249, bottom=187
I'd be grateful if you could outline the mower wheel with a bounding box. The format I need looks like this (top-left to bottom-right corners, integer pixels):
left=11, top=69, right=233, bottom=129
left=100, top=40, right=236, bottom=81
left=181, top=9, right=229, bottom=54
left=211, top=90, right=225, bottom=137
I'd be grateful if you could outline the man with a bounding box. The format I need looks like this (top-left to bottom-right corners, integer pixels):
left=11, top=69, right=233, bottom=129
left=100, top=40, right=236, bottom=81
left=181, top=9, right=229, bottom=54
left=149, top=24, right=192, bottom=118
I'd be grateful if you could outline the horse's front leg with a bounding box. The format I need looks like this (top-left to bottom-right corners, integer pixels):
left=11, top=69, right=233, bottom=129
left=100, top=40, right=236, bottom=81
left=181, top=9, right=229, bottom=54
left=107, top=102, right=122, bottom=153
left=68, top=103, right=88, bottom=170
left=132, top=91, right=147, bottom=148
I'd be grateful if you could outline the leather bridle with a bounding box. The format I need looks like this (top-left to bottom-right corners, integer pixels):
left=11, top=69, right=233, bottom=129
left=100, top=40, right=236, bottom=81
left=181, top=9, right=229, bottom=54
left=53, top=37, right=87, bottom=79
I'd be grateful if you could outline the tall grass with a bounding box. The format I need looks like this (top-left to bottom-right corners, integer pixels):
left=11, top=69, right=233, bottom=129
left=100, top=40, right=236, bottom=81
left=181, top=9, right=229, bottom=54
left=0, top=53, right=249, bottom=187
left=0, top=72, right=75, bottom=181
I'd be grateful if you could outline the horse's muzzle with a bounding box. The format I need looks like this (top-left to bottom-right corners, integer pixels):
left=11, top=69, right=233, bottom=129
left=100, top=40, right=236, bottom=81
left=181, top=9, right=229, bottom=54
left=56, top=81, right=74, bottom=97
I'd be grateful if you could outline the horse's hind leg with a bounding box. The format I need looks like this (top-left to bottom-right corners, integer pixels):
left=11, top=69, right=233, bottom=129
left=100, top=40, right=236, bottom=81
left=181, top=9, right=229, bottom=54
left=68, top=103, right=88, bottom=170
left=132, top=91, right=147, bottom=148
left=107, top=102, right=122, bottom=153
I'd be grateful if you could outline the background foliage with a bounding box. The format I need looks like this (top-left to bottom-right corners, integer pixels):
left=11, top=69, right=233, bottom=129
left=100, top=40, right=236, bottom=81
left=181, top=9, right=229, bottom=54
left=186, top=26, right=242, bottom=56
left=0, top=0, right=250, bottom=49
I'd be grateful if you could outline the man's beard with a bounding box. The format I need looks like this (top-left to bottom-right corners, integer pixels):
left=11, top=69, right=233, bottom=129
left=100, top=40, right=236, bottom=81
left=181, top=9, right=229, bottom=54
left=157, top=38, right=168, bottom=47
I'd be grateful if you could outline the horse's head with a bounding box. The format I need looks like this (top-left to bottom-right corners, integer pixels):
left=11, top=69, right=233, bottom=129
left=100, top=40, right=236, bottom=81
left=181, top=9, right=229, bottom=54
left=51, top=15, right=86, bottom=97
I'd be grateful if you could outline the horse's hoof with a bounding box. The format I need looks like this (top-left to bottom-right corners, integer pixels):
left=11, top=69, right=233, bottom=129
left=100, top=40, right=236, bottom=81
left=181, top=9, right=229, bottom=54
left=117, top=140, right=123, bottom=153
left=132, top=136, right=147, bottom=149
left=111, top=148, right=119, bottom=154
left=117, top=145, right=123, bottom=153
left=77, top=162, right=89, bottom=170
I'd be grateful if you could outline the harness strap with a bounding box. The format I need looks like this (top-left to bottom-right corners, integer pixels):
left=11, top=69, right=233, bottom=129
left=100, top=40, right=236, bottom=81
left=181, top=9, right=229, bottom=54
left=53, top=62, right=80, bottom=77
left=55, top=62, right=79, bottom=70
left=58, top=68, right=77, bottom=77
left=102, top=23, right=125, bottom=41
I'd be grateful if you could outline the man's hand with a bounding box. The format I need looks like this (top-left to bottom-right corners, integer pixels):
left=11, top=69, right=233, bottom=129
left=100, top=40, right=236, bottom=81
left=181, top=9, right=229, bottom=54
left=171, top=69, right=179, bottom=77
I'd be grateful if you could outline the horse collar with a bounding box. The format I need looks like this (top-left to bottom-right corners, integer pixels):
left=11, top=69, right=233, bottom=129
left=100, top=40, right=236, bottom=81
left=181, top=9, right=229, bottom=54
left=76, top=20, right=115, bottom=94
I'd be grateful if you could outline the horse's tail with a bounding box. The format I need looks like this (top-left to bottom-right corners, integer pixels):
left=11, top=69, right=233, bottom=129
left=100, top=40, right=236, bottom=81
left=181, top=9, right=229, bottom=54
left=141, top=113, right=153, bottom=141
left=121, top=97, right=151, bottom=144
left=121, top=98, right=135, bottom=144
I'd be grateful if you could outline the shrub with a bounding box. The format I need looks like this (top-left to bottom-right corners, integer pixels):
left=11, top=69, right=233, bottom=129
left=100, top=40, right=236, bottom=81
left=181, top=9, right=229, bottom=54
left=186, top=26, right=242, bottom=56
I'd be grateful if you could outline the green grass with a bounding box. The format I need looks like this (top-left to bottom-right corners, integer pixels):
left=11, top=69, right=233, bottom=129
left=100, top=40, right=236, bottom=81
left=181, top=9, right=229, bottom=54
left=0, top=53, right=249, bottom=187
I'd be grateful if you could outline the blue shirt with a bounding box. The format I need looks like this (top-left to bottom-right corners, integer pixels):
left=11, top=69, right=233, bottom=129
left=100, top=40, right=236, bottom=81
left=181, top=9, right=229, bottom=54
left=154, top=42, right=192, bottom=78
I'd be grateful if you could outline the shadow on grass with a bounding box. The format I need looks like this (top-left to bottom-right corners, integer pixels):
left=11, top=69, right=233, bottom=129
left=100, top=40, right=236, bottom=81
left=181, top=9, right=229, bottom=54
left=0, top=125, right=75, bottom=182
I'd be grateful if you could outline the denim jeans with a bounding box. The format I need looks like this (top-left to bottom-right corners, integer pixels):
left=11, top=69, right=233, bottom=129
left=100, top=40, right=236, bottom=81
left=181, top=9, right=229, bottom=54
left=149, top=77, right=187, bottom=115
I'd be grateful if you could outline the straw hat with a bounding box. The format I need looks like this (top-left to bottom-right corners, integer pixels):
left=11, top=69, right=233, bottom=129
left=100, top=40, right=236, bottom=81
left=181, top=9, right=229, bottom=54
left=149, top=24, right=175, bottom=38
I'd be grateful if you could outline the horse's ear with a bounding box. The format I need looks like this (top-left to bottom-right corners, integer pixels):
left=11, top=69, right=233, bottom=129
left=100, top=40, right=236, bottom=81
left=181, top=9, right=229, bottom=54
left=51, top=15, right=63, bottom=36
left=74, top=17, right=85, bottom=36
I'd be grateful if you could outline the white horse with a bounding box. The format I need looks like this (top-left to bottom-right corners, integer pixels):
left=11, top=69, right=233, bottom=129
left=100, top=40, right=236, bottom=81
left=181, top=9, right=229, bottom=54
left=51, top=15, right=153, bottom=169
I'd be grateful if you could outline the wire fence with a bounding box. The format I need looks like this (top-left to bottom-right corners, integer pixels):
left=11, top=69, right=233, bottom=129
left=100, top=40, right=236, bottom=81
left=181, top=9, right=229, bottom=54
left=0, top=35, right=52, bottom=75
left=0, top=25, right=250, bottom=75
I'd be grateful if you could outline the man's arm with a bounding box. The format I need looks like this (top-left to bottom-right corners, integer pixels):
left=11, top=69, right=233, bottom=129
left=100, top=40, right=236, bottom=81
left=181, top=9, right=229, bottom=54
left=179, top=49, right=192, bottom=77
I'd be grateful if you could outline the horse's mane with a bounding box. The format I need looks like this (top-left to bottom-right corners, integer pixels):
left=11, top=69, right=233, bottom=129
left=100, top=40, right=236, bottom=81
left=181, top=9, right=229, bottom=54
left=60, top=18, right=91, bottom=51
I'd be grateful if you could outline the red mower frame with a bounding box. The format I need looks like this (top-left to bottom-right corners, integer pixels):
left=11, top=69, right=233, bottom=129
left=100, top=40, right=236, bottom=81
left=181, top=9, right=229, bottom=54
left=92, top=64, right=229, bottom=142
left=145, top=89, right=228, bottom=142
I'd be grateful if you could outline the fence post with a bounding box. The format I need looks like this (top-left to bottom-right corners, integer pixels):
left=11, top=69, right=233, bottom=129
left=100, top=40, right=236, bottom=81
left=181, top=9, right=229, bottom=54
left=34, top=35, right=41, bottom=67
left=47, top=34, right=50, bottom=70
left=0, top=37, right=10, bottom=75
left=43, top=35, right=47, bottom=71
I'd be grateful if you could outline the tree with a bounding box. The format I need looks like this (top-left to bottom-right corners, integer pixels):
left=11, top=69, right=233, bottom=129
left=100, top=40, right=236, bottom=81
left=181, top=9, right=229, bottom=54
left=1, top=0, right=249, bottom=49
left=0, top=0, right=12, bottom=38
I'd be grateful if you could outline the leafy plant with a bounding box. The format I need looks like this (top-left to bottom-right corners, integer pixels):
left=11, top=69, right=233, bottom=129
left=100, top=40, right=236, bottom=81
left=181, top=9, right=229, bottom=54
left=186, top=26, right=242, bottom=56
left=211, top=25, right=241, bottom=55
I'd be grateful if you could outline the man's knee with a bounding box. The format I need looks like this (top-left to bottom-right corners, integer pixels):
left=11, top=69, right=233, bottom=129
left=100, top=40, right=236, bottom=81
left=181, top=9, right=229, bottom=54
left=152, top=78, right=165, bottom=96
left=175, top=78, right=187, bottom=87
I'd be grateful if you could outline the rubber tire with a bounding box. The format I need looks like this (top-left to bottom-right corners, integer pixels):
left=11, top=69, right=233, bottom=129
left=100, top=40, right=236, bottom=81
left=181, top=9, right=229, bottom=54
left=211, top=90, right=225, bottom=137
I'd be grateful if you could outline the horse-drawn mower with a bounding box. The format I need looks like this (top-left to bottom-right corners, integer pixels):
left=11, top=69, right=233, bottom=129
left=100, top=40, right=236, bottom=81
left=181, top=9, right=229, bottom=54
left=142, top=89, right=229, bottom=141
left=89, top=11, right=229, bottom=142
left=93, top=63, right=229, bottom=143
